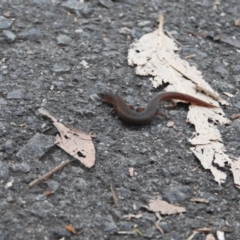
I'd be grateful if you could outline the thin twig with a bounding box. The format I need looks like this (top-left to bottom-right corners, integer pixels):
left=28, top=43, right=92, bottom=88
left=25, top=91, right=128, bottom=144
left=29, top=159, right=72, bottom=187
left=110, top=183, right=119, bottom=207
left=185, top=54, right=195, bottom=59
left=230, top=113, right=240, bottom=120
left=164, top=30, right=184, bottom=47
left=195, top=85, right=221, bottom=101
left=158, top=14, right=164, bottom=47
left=154, top=222, right=164, bottom=235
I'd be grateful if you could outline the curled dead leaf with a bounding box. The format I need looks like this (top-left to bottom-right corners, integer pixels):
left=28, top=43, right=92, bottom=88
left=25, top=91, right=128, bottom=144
left=39, top=108, right=95, bottom=168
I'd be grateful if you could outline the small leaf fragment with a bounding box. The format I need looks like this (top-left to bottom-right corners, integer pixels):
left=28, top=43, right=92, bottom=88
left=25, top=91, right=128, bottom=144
left=190, top=198, right=209, bottom=204
left=129, top=167, right=134, bottom=177
left=167, top=121, right=174, bottom=128
left=65, top=224, right=76, bottom=234
left=124, top=213, right=143, bottom=220
left=39, top=108, right=95, bottom=168
left=144, top=199, right=186, bottom=215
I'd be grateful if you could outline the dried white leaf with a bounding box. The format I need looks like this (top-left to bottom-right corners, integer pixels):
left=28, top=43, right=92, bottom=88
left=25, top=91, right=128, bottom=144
left=216, top=230, right=225, bottom=240
left=128, top=15, right=238, bottom=188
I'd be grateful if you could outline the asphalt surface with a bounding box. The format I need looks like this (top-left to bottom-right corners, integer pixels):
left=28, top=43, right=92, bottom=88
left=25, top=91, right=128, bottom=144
left=0, top=0, right=240, bottom=239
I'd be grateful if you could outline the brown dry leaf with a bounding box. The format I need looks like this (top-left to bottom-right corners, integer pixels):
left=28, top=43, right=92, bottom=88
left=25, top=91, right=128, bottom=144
left=39, top=108, right=95, bottom=168
left=128, top=15, right=240, bottom=188
left=190, top=198, right=209, bottom=204
left=124, top=213, right=143, bottom=220
left=144, top=199, right=186, bottom=215
left=129, top=167, right=134, bottom=177
left=65, top=224, right=76, bottom=234
left=206, top=233, right=216, bottom=240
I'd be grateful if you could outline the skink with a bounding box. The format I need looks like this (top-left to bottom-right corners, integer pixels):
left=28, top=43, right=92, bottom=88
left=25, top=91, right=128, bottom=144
left=99, top=92, right=216, bottom=125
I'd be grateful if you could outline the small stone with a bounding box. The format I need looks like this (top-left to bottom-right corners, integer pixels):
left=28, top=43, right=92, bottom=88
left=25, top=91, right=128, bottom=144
left=116, top=187, right=132, bottom=200
left=0, top=98, right=7, bottom=105
left=118, top=28, right=130, bottom=35
left=137, top=20, right=151, bottom=27
left=158, top=221, right=170, bottom=233
left=53, top=227, right=71, bottom=238
left=11, top=162, right=31, bottom=173
left=143, top=226, right=156, bottom=238
left=61, top=0, right=85, bottom=11
left=0, top=16, right=13, bottom=29
left=0, top=161, right=9, bottom=178
left=163, top=186, right=192, bottom=204
left=13, top=110, right=24, bottom=116
left=0, top=122, right=5, bottom=128
left=131, top=27, right=144, bottom=39
left=170, top=231, right=183, bottom=240
left=16, top=197, right=27, bottom=206
left=74, top=178, right=88, bottom=191
left=104, top=215, right=118, bottom=232
left=81, top=6, right=94, bottom=17
left=52, top=63, right=71, bottom=73
left=4, top=140, right=13, bottom=153
left=2, top=30, right=16, bottom=42
left=232, top=65, right=240, bottom=74
left=206, top=203, right=215, bottom=213
left=142, top=212, right=156, bottom=222
left=7, top=89, right=26, bottom=99
left=0, top=228, right=9, bottom=240
left=214, top=65, right=229, bottom=79
left=57, top=34, right=73, bottom=46
left=234, top=75, right=240, bottom=84
left=52, top=81, right=66, bottom=90
left=6, top=196, right=14, bottom=203
left=30, top=200, right=54, bottom=217
left=16, top=133, right=55, bottom=161
left=213, top=80, right=235, bottom=92
left=73, top=74, right=81, bottom=82
left=46, top=180, right=59, bottom=192
left=19, top=28, right=42, bottom=42
left=98, top=0, right=114, bottom=8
